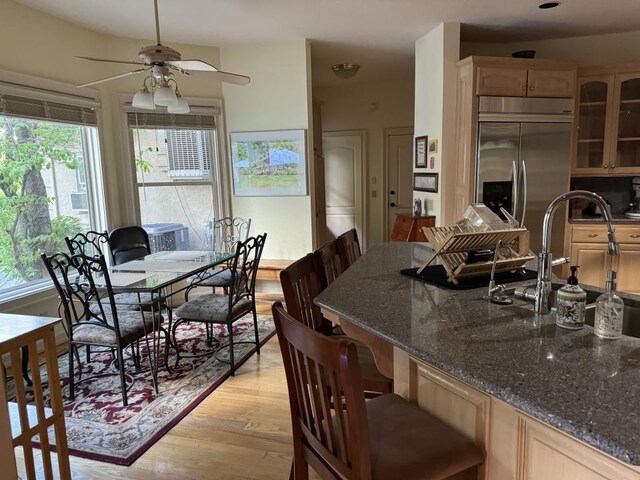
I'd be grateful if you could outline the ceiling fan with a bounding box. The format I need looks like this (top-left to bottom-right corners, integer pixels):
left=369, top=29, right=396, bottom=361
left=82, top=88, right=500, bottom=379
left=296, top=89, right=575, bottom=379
left=76, top=0, right=250, bottom=89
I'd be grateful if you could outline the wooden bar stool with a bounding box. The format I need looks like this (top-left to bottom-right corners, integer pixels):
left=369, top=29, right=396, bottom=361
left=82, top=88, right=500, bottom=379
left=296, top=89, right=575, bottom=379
left=280, top=255, right=392, bottom=396
left=313, top=239, right=343, bottom=288
left=272, top=302, right=484, bottom=480
left=336, top=228, right=361, bottom=270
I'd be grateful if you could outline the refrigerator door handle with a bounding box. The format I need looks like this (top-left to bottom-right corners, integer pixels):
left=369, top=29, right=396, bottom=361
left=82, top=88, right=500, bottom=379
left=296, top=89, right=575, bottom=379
left=512, top=160, right=519, bottom=222
left=520, top=160, right=528, bottom=228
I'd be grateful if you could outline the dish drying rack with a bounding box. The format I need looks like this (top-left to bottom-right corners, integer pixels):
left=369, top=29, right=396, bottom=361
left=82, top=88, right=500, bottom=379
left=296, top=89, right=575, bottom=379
left=418, top=225, right=534, bottom=284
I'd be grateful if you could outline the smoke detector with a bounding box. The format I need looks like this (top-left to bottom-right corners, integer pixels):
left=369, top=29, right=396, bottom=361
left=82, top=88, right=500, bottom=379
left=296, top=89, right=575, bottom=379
left=331, top=63, right=361, bottom=79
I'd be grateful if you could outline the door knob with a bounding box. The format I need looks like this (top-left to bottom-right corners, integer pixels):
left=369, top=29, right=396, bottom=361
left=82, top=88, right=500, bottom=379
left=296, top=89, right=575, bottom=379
left=390, top=202, right=396, bottom=207
left=390, top=190, right=396, bottom=195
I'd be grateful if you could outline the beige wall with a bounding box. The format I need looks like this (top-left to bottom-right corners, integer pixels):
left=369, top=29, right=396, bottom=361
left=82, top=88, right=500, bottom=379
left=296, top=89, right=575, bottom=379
left=221, top=40, right=313, bottom=260
left=461, top=30, right=640, bottom=64
left=314, top=78, right=415, bottom=246
left=413, top=23, right=460, bottom=226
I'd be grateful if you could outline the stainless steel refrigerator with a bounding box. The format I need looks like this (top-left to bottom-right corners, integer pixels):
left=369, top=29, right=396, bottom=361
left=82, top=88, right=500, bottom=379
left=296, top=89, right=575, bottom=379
left=475, top=96, right=574, bottom=255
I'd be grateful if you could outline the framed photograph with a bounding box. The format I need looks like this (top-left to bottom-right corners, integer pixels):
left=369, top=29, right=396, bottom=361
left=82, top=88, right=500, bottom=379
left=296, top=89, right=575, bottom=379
left=415, top=135, right=428, bottom=168
left=414, top=173, right=439, bottom=193
left=230, top=130, right=307, bottom=196
left=428, top=138, right=438, bottom=154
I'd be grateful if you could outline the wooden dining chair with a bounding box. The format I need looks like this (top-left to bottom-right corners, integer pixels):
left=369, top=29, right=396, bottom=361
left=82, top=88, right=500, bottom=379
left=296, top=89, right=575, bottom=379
left=313, top=239, right=343, bottom=288
left=272, top=301, right=484, bottom=480
left=336, top=228, right=361, bottom=270
left=280, top=255, right=392, bottom=396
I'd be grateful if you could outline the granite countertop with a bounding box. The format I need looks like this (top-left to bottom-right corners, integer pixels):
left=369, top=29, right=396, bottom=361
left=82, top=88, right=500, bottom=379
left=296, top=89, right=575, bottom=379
left=315, top=242, right=640, bottom=465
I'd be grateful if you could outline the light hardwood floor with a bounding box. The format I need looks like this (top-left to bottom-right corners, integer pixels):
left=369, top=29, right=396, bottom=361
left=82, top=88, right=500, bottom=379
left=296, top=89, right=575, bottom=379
left=16, top=303, right=320, bottom=480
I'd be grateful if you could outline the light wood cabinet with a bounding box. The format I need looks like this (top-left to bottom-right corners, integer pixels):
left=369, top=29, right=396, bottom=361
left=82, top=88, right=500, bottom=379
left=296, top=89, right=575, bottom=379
left=565, top=224, right=640, bottom=292
left=394, top=348, right=640, bottom=480
left=476, top=65, right=575, bottom=98
left=572, top=66, right=640, bottom=175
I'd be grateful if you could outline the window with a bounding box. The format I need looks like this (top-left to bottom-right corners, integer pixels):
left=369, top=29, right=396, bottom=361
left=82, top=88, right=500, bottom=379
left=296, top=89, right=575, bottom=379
left=127, top=108, right=222, bottom=252
left=0, top=91, right=104, bottom=299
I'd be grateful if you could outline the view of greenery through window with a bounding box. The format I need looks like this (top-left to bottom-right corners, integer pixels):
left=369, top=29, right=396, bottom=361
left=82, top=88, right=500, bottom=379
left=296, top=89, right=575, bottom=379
left=0, top=115, right=94, bottom=293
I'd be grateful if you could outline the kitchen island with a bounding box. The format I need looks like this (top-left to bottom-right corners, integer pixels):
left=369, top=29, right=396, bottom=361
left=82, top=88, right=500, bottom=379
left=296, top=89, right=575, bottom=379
left=315, top=242, right=640, bottom=480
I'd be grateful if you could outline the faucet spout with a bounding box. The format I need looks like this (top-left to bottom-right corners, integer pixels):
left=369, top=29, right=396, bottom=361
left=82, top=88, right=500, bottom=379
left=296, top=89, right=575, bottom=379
left=534, top=190, right=619, bottom=315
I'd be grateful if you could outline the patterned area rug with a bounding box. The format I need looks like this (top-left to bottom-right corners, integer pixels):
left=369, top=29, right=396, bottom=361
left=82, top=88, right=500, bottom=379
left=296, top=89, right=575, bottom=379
left=9, top=314, right=275, bottom=466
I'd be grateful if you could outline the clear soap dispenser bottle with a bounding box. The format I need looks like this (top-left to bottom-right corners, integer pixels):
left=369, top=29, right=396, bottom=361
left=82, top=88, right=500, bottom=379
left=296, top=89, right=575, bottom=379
left=594, top=270, right=624, bottom=339
left=556, top=266, right=587, bottom=329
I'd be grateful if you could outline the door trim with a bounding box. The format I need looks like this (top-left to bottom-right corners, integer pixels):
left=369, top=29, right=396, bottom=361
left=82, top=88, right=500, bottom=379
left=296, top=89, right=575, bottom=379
left=383, top=127, right=414, bottom=241
left=322, top=129, right=368, bottom=250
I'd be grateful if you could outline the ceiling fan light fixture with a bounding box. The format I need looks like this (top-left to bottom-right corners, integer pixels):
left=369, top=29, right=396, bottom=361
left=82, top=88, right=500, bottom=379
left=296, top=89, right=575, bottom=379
left=154, top=85, right=178, bottom=106
left=168, top=95, right=190, bottom=114
left=331, top=63, right=361, bottom=79
left=132, top=87, right=154, bottom=110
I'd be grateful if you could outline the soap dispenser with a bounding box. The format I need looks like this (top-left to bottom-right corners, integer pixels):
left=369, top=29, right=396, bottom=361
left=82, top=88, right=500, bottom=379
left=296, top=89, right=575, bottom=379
left=556, top=266, right=587, bottom=329
left=594, top=270, right=624, bottom=339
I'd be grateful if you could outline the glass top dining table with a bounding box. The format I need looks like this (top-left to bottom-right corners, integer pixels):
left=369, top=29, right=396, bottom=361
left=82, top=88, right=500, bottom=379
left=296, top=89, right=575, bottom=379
left=99, top=249, right=235, bottom=394
left=106, top=250, right=235, bottom=292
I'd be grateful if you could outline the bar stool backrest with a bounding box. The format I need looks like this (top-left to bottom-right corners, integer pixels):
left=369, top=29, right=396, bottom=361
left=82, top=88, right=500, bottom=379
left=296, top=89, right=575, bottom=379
left=337, top=228, right=361, bottom=270
left=313, top=239, right=344, bottom=288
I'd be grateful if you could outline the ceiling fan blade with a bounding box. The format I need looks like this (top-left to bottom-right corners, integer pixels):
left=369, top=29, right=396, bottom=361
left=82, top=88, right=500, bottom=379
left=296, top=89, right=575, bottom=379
left=78, top=68, right=150, bottom=88
left=167, top=59, right=219, bottom=72
left=76, top=56, right=146, bottom=66
left=212, top=71, right=251, bottom=86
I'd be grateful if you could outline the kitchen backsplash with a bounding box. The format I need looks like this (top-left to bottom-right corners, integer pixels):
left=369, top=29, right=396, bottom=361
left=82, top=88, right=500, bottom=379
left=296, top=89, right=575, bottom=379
left=570, top=177, right=635, bottom=216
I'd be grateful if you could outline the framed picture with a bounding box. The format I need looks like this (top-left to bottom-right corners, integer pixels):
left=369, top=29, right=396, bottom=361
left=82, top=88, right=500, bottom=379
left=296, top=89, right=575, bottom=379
left=415, top=135, right=428, bottom=168
left=414, top=173, right=439, bottom=193
left=230, top=130, right=307, bottom=196
left=428, top=138, right=438, bottom=154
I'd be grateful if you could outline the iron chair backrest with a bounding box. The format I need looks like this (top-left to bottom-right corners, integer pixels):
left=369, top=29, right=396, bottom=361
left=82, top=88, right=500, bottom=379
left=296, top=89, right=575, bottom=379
left=65, top=231, right=110, bottom=260
left=337, top=228, right=361, bottom=270
left=313, top=239, right=344, bottom=289
left=41, top=252, right=122, bottom=345
left=109, top=226, right=151, bottom=265
left=226, top=233, right=267, bottom=313
left=272, top=301, right=371, bottom=479
left=212, top=217, right=252, bottom=254
left=279, top=254, right=332, bottom=334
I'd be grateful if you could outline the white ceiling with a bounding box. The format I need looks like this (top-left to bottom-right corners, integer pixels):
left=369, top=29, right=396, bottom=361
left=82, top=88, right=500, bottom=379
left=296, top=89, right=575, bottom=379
left=15, top=0, right=640, bottom=86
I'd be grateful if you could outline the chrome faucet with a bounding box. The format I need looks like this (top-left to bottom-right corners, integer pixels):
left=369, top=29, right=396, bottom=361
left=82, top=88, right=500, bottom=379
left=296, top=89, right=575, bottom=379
left=534, top=190, right=620, bottom=314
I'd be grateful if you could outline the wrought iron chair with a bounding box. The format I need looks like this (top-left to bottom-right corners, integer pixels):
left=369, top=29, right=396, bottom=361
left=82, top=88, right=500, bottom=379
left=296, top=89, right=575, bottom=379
left=272, top=301, right=484, bottom=480
left=108, top=226, right=151, bottom=265
left=280, top=254, right=392, bottom=396
left=41, top=252, right=165, bottom=406
left=185, top=217, right=252, bottom=300
left=337, top=228, right=362, bottom=270
left=173, top=233, right=266, bottom=375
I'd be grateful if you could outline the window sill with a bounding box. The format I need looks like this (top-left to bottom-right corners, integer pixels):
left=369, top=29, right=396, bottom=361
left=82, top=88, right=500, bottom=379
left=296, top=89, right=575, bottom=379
left=0, top=280, right=57, bottom=308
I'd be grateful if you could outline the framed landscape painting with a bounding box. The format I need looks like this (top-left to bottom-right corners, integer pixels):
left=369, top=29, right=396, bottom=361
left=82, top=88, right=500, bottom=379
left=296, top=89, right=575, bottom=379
left=230, top=130, right=307, bottom=196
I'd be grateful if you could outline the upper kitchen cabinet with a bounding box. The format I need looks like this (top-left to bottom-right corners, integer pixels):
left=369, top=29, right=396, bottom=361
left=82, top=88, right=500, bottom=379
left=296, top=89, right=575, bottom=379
left=572, top=65, right=640, bottom=176
left=476, top=64, right=575, bottom=98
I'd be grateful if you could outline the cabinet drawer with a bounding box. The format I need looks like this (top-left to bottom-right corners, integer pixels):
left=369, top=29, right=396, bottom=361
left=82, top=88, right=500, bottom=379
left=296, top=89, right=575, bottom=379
left=572, top=226, right=608, bottom=243
left=614, top=227, right=640, bottom=244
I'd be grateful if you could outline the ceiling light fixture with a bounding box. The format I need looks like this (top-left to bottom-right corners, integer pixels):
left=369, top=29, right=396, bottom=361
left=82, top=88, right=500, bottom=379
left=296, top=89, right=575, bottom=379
left=332, top=63, right=361, bottom=79
left=132, top=67, right=190, bottom=113
left=538, top=1, right=560, bottom=9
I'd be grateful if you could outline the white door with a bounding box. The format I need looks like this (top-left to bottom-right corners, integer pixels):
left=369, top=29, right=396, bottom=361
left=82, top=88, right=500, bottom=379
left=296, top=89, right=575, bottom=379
left=322, top=131, right=364, bottom=245
left=386, top=132, right=414, bottom=239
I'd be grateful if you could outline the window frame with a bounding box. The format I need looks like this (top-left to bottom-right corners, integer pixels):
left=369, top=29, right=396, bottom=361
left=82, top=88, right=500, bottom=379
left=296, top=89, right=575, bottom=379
left=120, top=96, right=231, bottom=231
left=0, top=69, right=108, bottom=304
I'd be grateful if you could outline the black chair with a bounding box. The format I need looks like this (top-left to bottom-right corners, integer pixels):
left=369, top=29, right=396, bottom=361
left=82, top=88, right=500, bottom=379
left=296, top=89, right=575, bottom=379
left=185, top=217, right=252, bottom=300
left=108, top=226, right=151, bottom=265
left=173, top=233, right=266, bottom=374
left=41, top=252, right=164, bottom=406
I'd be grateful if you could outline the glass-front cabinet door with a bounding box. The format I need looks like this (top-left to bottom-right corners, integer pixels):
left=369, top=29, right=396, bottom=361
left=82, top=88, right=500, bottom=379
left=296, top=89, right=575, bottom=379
left=611, top=73, right=640, bottom=174
left=573, top=75, right=614, bottom=175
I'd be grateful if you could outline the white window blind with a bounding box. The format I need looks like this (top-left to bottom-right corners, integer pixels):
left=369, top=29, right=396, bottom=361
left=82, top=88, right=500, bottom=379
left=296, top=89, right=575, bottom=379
left=0, top=93, right=97, bottom=125
left=166, top=130, right=212, bottom=179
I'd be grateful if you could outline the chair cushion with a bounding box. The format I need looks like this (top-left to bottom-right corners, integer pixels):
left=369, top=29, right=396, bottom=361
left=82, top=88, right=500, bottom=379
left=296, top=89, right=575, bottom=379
left=73, top=310, right=163, bottom=346
left=189, top=268, right=233, bottom=288
left=366, top=394, right=483, bottom=480
left=175, top=293, right=252, bottom=323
